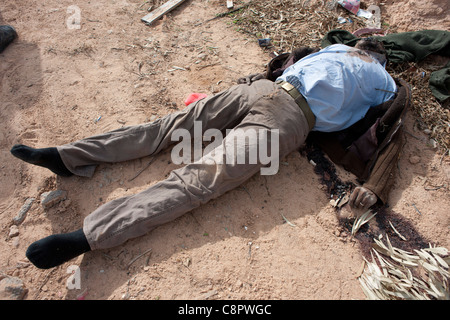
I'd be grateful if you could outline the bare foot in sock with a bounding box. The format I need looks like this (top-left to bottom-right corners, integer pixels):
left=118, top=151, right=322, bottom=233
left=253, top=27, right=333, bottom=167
left=26, top=229, right=91, bottom=269
left=10, top=144, right=73, bottom=177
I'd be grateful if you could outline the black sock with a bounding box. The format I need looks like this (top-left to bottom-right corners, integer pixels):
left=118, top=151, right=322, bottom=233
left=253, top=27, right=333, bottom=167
left=10, top=144, right=73, bottom=177
left=26, top=229, right=91, bottom=269
left=0, top=25, right=18, bottom=53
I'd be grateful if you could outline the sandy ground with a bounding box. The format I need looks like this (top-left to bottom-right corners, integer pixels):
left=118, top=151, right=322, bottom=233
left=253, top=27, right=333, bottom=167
left=0, top=0, right=448, bottom=300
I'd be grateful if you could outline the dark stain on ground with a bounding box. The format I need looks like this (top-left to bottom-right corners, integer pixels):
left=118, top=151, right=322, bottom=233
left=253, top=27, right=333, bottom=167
left=300, top=143, right=431, bottom=260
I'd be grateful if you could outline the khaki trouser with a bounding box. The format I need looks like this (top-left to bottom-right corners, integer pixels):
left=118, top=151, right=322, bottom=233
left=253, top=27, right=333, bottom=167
left=57, top=80, right=310, bottom=250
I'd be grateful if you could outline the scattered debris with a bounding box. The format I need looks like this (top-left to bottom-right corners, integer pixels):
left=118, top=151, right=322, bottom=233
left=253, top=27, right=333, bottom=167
left=337, top=0, right=360, bottom=15
left=183, top=257, right=191, bottom=268
left=365, top=5, right=381, bottom=28
left=411, top=203, right=423, bottom=215
left=388, top=221, right=407, bottom=241
left=167, top=65, right=187, bottom=72
left=12, top=197, right=35, bottom=225
left=34, top=269, right=56, bottom=299
left=337, top=16, right=352, bottom=24
left=94, top=115, right=102, bottom=123
left=196, top=62, right=220, bottom=70
left=359, top=236, right=449, bottom=300
left=337, top=0, right=375, bottom=21
left=281, top=213, right=296, bottom=227
left=141, top=0, right=187, bottom=25
left=258, top=38, right=271, bottom=47
left=330, top=192, right=349, bottom=208
left=127, top=248, right=152, bottom=269
left=247, top=241, right=253, bottom=259
left=40, top=190, right=67, bottom=209
left=76, top=288, right=89, bottom=300
left=356, top=8, right=373, bottom=19
left=198, top=2, right=252, bottom=26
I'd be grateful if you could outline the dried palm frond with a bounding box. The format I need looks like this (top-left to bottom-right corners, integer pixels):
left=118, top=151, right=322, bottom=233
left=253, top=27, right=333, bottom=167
left=351, top=210, right=377, bottom=235
left=359, top=235, right=449, bottom=300
left=388, top=220, right=407, bottom=241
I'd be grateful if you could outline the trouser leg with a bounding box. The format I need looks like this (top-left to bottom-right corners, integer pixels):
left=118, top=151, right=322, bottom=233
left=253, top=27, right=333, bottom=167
left=57, top=82, right=269, bottom=177
left=83, top=83, right=310, bottom=250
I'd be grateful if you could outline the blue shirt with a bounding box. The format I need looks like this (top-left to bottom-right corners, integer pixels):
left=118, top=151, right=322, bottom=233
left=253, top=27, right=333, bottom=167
left=277, top=44, right=397, bottom=132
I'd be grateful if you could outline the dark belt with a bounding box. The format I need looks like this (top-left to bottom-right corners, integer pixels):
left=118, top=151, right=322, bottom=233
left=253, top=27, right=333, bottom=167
left=276, top=80, right=316, bottom=131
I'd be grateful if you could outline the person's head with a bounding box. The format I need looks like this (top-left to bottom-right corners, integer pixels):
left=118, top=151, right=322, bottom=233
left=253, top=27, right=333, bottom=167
left=355, top=37, right=387, bottom=66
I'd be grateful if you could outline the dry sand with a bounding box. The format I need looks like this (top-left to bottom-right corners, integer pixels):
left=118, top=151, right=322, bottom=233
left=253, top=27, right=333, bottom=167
left=0, top=0, right=448, bottom=300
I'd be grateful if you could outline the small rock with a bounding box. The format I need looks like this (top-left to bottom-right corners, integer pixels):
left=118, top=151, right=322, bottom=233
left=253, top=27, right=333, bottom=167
left=409, top=155, right=421, bottom=164
left=183, top=257, right=191, bottom=268
left=9, top=225, right=19, bottom=238
left=0, top=276, right=28, bottom=300
left=40, top=190, right=67, bottom=209
left=12, top=237, right=20, bottom=248
left=12, top=198, right=35, bottom=225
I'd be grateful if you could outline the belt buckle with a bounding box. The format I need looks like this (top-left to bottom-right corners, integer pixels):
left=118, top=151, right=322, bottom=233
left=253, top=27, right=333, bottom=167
left=280, top=81, right=295, bottom=92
